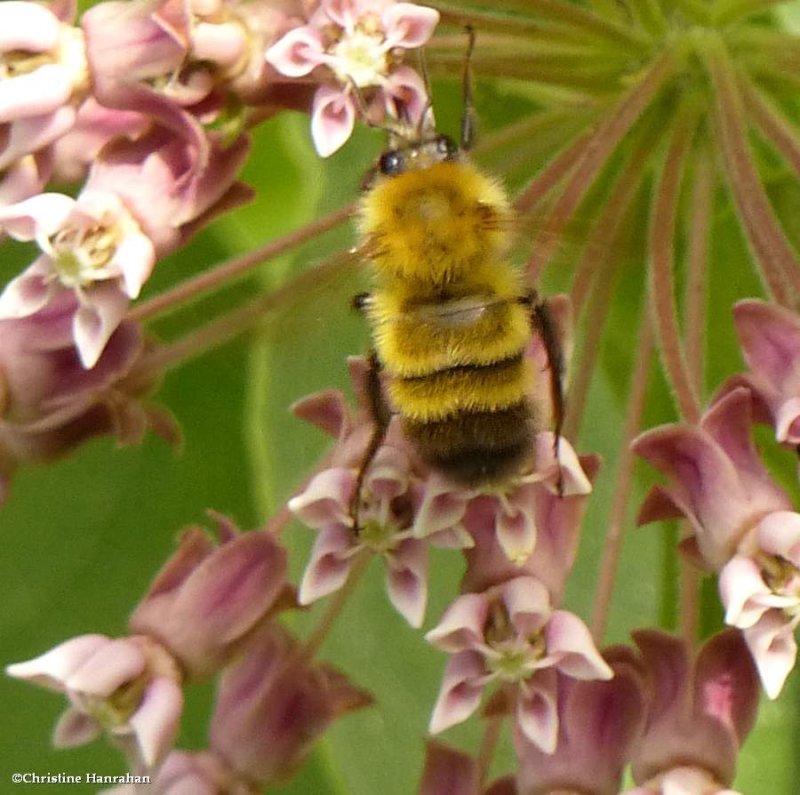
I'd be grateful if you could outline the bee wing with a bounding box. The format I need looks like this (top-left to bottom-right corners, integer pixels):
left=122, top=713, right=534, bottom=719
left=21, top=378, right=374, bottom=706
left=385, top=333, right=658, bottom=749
left=406, top=295, right=511, bottom=328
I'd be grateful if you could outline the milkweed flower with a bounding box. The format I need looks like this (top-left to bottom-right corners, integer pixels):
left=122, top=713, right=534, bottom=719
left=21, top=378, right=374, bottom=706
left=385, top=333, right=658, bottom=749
left=624, top=630, right=758, bottom=795
left=6, top=634, right=183, bottom=770
left=266, top=0, right=439, bottom=155
left=0, top=292, right=170, bottom=503
left=129, top=513, right=291, bottom=680
left=0, top=190, right=156, bottom=368
left=513, top=648, right=645, bottom=795
left=722, top=299, right=800, bottom=447
left=208, top=624, right=373, bottom=786
left=0, top=1, right=87, bottom=171
left=426, top=575, right=612, bottom=753
left=633, top=387, right=792, bottom=571
left=719, top=511, right=800, bottom=698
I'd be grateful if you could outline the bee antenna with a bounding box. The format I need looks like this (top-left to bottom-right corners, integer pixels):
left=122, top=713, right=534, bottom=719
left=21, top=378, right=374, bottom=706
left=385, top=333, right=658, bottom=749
left=461, top=25, right=477, bottom=151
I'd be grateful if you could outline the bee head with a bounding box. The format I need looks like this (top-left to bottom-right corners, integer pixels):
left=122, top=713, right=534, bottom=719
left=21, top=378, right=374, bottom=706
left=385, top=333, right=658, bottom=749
left=362, top=134, right=460, bottom=190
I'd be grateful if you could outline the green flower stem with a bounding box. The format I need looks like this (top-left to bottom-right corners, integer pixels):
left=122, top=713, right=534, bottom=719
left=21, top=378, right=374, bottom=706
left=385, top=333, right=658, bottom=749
left=704, top=37, right=800, bottom=308
left=524, top=47, right=678, bottom=281
left=563, top=128, right=657, bottom=441
left=476, top=714, right=504, bottom=788
left=128, top=202, right=354, bottom=323
left=590, top=303, right=654, bottom=642
left=672, top=0, right=712, bottom=24
left=139, top=252, right=357, bottom=372
left=441, top=0, right=651, bottom=50
left=648, top=108, right=702, bottom=424
left=713, top=0, right=792, bottom=25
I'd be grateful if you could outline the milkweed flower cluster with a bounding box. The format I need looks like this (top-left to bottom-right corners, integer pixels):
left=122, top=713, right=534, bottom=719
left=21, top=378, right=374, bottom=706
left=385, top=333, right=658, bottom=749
left=7, top=0, right=800, bottom=793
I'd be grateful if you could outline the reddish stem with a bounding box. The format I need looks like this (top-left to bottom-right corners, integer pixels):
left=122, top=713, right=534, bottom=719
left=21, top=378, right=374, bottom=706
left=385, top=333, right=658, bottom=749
left=648, top=113, right=702, bottom=424
left=590, top=306, right=654, bottom=641
left=705, top=40, right=800, bottom=308
left=525, top=48, right=677, bottom=281
left=129, top=203, right=354, bottom=323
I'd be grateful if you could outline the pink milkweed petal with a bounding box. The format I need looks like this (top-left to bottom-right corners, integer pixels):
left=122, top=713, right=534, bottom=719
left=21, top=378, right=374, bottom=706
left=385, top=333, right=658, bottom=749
left=5, top=634, right=110, bottom=691
left=52, top=707, right=102, bottom=748
left=73, top=282, right=129, bottom=368
left=127, top=676, right=184, bottom=768
left=65, top=638, right=146, bottom=696
left=502, top=577, right=550, bottom=637
left=426, top=593, right=489, bottom=653
left=265, top=26, right=325, bottom=77
left=382, top=4, right=440, bottom=48
left=0, top=2, right=61, bottom=51
left=0, top=192, right=75, bottom=240
left=544, top=611, right=613, bottom=680
left=311, top=86, right=356, bottom=157
left=428, top=651, right=488, bottom=734
left=288, top=467, right=355, bottom=528
left=385, top=538, right=428, bottom=627
left=516, top=670, right=559, bottom=753
left=743, top=613, right=798, bottom=699
left=298, top=525, right=356, bottom=604
left=0, top=258, right=54, bottom=319
left=113, top=230, right=156, bottom=299
left=0, top=64, right=73, bottom=124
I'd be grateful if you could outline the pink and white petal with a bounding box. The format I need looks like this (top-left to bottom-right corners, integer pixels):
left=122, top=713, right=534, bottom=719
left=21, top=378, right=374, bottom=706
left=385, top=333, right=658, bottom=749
left=311, top=86, right=356, bottom=157
left=291, top=388, right=349, bottom=439
left=382, top=3, right=440, bottom=48
left=5, top=634, right=110, bottom=690
left=534, top=432, right=592, bottom=495
left=52, top=706, right=102, bottom=748
left=385, top=538, right=428, bottom=628
left=298, top=525, right=356, bottom=605
left=65, top=638, right=147, bottom=696
left=743, top=613, right=798, bottom=699
left=0, top=64, right=74, bottom=124
left=719, top=556, right=775, bottom=629
left=774, top=397, right=800, bottom=445
left=125, top=676, right=183, bottom=768
left=0, top=192, right=75, bottom=240
left=756, top=510, right=800, bottom=562
left=368, top=445, right=410, bottom=500
left=413, top=473, right=470, bottom=540
left=0, top=106, right=76, bottom=171
left=544, top=611, right=613, bottom=680
left=516, top=670, right=559, bottom=753
left=0, top=155, right=49, bottom=207
left=0, top=2, right=61, bottom=51
left=382, top=65, right=428, bottom=125
left=734, top=300, right=800, bottom=392
left=428, top=651, right=488, bottom=734
left=495, top=502, right=537, bottom=564
left=425, top=593, right=490, bottom=653
left=502, top=577, right=551, bottom=637
left=265, top=26, right=326, bottom=77
left=73, top=282, right=129, bottom=368
left=111, top=230, right=156, bottom=299
left=288, top=467, right=355, bottom=529
left=0, top=257, right=55, bottom=318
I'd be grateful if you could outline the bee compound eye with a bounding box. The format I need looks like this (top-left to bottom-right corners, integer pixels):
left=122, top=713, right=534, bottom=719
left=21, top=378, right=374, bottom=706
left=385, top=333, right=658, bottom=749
left=379, top=150, right=404, bottom=176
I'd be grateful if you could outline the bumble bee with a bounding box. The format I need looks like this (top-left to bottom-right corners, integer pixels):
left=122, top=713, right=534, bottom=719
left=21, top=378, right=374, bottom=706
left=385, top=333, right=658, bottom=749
left=351, top=33, right=564, bottom=504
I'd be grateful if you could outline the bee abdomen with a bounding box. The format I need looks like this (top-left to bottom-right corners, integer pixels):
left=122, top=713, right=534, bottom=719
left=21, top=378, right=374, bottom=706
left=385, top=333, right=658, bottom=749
left=403, top=401, right=534, bottom=486
left=388, top=353, right=529, bottom=421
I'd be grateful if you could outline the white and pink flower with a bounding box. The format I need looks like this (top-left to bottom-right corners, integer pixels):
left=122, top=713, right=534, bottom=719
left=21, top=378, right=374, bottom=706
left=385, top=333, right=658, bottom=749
left=266, top=0, right=439, bottom=155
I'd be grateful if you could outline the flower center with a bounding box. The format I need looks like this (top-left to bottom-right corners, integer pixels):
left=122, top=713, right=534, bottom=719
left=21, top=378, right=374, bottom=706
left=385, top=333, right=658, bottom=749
left=760, top=553, right=800, bottom=617
left=330, top=27, right=389, bottom=87
left=50, top=224, right=119, bottom=288
left=0, top=50, right=52, bottom=79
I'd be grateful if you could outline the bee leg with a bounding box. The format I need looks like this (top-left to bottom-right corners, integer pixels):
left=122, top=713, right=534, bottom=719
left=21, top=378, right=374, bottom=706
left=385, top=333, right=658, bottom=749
left=350, top=349, right=392, bottom=532
left=522, top=290, right=566, bottom=496
left=460, top=26, right=478, bottom=152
